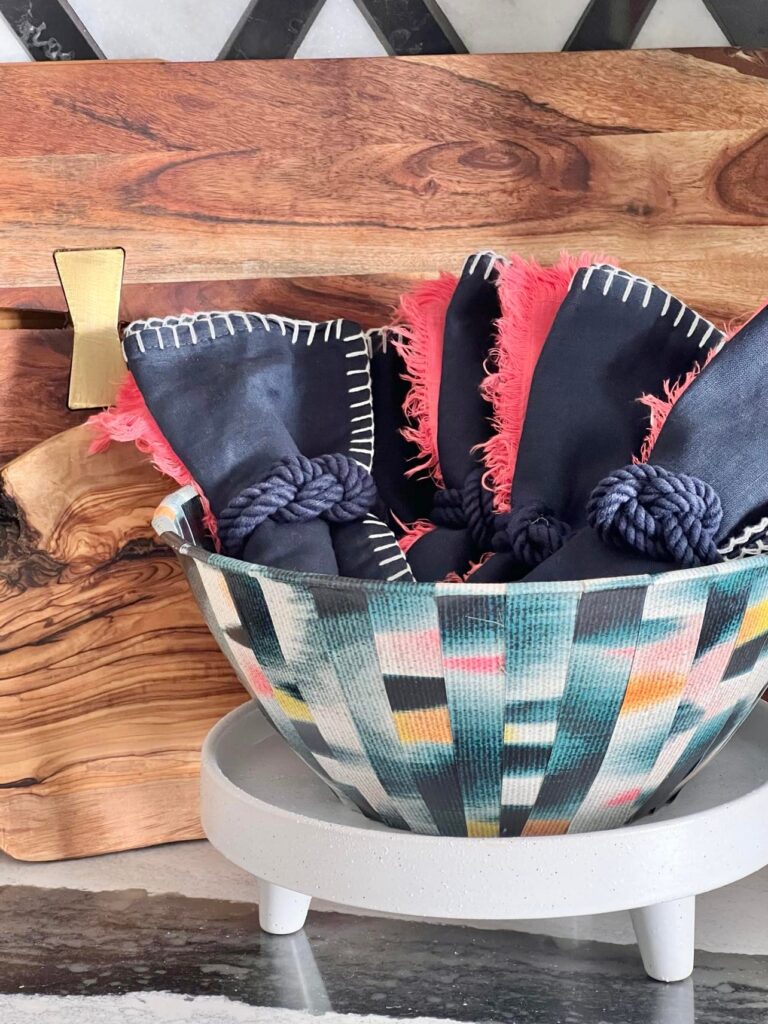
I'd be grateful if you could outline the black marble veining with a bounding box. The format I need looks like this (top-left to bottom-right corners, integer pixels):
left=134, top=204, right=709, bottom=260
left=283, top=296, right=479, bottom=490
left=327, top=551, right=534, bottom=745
left=0, top=0, right=101, bottom=60
left=0, top=885, right=767, bottom=1023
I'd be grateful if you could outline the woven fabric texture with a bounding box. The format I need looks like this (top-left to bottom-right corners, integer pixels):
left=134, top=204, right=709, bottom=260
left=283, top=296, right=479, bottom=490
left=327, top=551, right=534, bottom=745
left=154, top=487, right=768, bottom=837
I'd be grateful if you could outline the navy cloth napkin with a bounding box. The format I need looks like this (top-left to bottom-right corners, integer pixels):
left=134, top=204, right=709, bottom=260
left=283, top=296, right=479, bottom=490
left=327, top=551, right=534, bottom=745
left=472, top=264, right=725, bottom=583
left=406, top=252, right=502, bottom=582
left=528, top=303, right=768, bottom=581
left=369, top=329, right=436, bottom=528
left=124, top=311, right=412, bottom=581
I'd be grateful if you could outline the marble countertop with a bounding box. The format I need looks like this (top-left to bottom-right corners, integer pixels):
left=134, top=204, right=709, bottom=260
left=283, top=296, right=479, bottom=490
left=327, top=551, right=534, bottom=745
left=1, top=840, right=767, bottom=1023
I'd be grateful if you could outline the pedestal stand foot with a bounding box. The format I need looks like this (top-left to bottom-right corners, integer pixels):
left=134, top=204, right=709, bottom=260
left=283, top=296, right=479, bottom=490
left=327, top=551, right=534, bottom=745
left=258, top=880, right=312, bottom=935
left=630, top=896, right=696, bottom=982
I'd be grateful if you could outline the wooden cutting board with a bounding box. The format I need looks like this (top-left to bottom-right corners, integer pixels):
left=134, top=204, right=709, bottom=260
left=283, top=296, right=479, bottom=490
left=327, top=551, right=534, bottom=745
left=0, top=424, right=247, bottom=861
left=0, top=272, right=416, bottom=861
left=1, top=48, right=768, bottom=320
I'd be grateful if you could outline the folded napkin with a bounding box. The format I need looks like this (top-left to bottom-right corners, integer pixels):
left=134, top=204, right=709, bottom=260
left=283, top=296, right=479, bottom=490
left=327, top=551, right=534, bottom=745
left=368, top=328, right=436, bottom=529
left=120, top=310, right=413, bottom=581
left=528, top=303, right=768, bottom=581
left=394, top=252, right=502, bottom=581
left=471, top=264, right=725, bottom=583
left=478, top=252, right=602, bottom=517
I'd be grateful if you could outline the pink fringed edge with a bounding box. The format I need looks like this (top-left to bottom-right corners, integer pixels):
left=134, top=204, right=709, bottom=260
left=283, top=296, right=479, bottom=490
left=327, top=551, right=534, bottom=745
left=444, top=551, right=493, bottom=583
left=88, top=373, right=219, bottom=545
left=479, top=251, right=607, bottom=513
left=637, top=302, right=766, bottom=463
left=389, top=272, right=458, bottom=486
left=636, top=352, right=719, bottom=464
left=398, top=517, right=435, bottom=553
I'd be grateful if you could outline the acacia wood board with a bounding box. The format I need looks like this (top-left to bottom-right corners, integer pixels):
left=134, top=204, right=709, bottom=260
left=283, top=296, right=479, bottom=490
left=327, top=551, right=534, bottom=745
left=0, top=49, right=768, bottom=318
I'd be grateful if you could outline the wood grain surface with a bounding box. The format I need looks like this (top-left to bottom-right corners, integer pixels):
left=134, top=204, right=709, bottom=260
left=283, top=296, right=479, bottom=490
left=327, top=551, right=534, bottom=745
left=0, top=273, right=418, bottom=330
left=1, top=49, right=768, bottom=318
left=0, top=424, right=247, bottom=861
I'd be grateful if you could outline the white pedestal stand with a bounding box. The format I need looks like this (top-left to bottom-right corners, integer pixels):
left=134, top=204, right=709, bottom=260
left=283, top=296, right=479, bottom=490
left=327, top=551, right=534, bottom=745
left=201, top=701, right=768, bottom=983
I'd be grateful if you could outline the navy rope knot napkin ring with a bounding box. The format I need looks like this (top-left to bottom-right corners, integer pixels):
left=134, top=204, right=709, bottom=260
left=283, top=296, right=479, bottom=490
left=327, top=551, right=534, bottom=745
left=493, top=501, right=572, bottom=567
left=431, top=466, right=495, bottom=550
left=587, top=464, right=723, bottom=569
left=431, top=472, right=572, bottom=569
left=219, top=453, right=378, bottom=559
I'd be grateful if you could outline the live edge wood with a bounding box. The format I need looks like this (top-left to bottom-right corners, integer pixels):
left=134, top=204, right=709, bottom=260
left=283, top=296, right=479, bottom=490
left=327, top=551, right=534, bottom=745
left=1, top=49, right=768, bottom=318
left=0, top=425, right=246, bottom=861
left=0, top=275, right=414, bottom=861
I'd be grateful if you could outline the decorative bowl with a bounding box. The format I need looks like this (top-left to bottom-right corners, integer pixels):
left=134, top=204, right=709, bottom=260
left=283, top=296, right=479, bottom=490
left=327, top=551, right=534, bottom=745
left=154, top=486, right=768, bottom=837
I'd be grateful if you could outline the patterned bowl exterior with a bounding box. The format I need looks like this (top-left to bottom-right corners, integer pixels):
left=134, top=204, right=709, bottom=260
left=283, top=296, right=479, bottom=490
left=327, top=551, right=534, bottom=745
left=155, top=487, right=768, bottom=838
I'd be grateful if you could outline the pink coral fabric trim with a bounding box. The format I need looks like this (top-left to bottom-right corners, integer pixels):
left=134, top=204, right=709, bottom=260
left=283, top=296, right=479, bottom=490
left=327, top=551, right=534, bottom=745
left=389, top=272, right=458, bottom=487
left=636, top=304, right=765, bottom=463
left=479, top=251, right=606, bottom=513
left=88, top=373, right=219, bottom=542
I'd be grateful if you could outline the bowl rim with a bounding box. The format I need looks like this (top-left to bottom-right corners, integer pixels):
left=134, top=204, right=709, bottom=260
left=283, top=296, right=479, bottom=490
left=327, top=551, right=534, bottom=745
left=155, top=490, right=768, bottom=596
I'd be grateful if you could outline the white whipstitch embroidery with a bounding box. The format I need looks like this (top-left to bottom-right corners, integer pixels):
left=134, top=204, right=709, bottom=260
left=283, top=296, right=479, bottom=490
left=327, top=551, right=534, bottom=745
left=363, top=327, right=383, bottom=356
left=464, top=250, right=506, bottom=279
left=602, top=266, right=617, bottom=296
left=721, top=536, right=768, bottom=559
left=580, top=265, right=722, bottom=345
left=342, top=327, right=374, bottom=473
left=218, top=312, right=236, bottom=335
left=379, top=553, right=405, bottom=566
left=123, top=310, right=362, bottom=360
left=372, top=328, right=387, bottom=354
left=699, top=324, right=715, bottom=349
left=363, top=514, right=415, bottom=581
left=719, top=516, right=768, bottom=559
left=387, top=566, right=413, bottom=580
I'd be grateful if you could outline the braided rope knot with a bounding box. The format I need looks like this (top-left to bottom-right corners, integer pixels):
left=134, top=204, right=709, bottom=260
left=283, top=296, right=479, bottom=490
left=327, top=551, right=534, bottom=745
left=218, top=453, right=377, bottom=558
left=492, top=502, right=572, bottom=567
left=587, top=463, right=722, bottom=568
left=432, top=470, right=570, bottom=569
left=431, top=467, right=496, bottom=549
